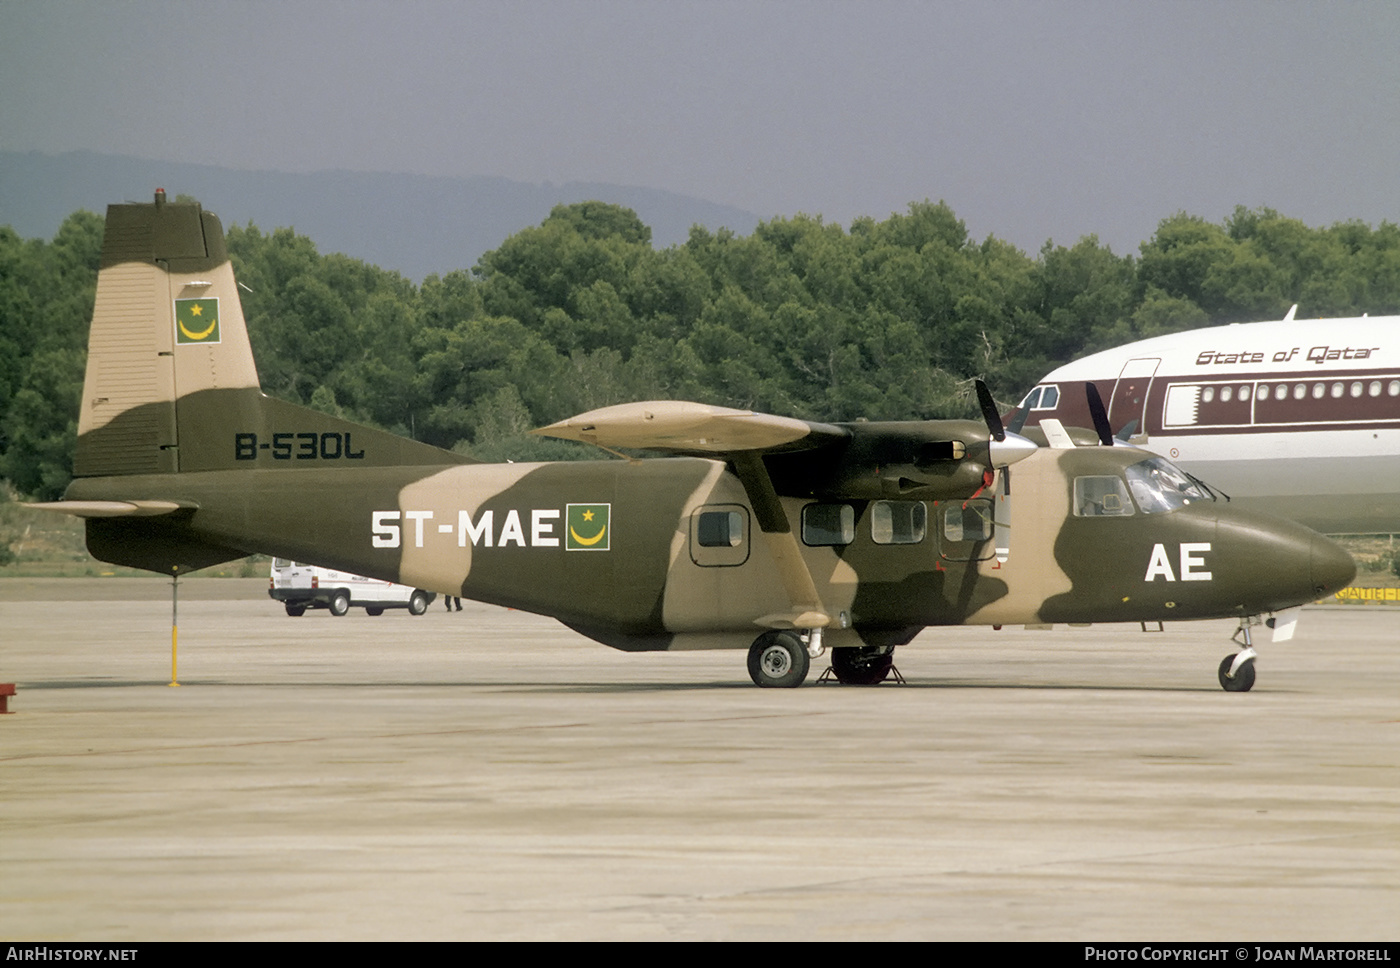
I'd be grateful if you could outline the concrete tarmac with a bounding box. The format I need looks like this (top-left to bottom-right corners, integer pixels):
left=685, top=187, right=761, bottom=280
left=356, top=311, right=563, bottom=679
left=1, top=580, right=1396, bottom=941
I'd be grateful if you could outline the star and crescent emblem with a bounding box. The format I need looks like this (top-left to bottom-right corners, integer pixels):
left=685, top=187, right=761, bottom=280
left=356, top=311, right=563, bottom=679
left=175, top=298, right=221, bottom=344
left=566, top=504, right=610, bottom=550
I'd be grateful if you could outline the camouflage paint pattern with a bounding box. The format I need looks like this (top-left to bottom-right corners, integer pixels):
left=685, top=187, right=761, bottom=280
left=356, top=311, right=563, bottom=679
left=48, top=195, right=1355, bottom=665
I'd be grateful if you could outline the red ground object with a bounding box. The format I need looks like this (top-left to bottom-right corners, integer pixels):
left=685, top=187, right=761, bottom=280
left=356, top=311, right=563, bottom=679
left=0, top=683, right=15, bottom=714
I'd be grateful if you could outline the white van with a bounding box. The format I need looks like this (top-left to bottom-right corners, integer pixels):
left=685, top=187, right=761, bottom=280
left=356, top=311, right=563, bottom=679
left=269, top=560, right=435, bottom=617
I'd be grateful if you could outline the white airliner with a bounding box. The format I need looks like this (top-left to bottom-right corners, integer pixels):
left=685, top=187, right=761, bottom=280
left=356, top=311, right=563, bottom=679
left=1010, top=310, right=1400, bottom=534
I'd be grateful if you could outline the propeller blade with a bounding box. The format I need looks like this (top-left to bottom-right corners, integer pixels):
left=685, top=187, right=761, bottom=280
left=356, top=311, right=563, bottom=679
left=975, top=380, right=1006, bottom=442
left=1006, top=404, right=1031, bottom=436
left=1115, top=418, right=1139, bottom=442
left=1085, top=382, right=1114, bottom=447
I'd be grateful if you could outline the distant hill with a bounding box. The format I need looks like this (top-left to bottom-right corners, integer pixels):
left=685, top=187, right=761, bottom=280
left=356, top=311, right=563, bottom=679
left=0, top=150, right=761, bottom=281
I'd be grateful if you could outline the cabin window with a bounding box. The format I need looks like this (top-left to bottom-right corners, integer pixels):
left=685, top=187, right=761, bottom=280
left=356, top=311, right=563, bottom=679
left=697, top=509, right=744, bottom=547
left=1351, top=382, right=1364, bottom=397
left=802, top=503, right=855, bottom=546
left=938, top=499, right=997, bottom=561
left=1370, top=381, right=1382, bottom=397
left=941, top=502, right=994, bottom=542
left=1294, top=383, right=1307, bottom=400
left=1125, top=457, right=1212, bottom=515
left=1073, top=476, right=1135, bottom=517
left=871, top=501, right=926, bottom=545
left=690, top=505, right=749, bottom=566
left=1312, top=383, right=1326, bottom=400
left=1390, top=380, right=1400, bottom=396
left=1257, top=384, right=1270, bottom=401
left=1238, top=385, right=1251, bottom=402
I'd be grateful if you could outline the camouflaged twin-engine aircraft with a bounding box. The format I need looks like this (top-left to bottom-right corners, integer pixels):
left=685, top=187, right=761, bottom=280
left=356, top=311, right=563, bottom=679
left=31, top=193, right=1356, bottom=691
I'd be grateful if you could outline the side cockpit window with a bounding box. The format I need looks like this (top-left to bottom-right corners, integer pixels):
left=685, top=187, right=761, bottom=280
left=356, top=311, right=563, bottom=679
left=1073, top=476, right=1134, bottom=517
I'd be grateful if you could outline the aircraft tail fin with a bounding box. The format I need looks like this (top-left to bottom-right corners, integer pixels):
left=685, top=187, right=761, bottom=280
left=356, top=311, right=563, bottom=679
left=75, top=190, right=257, bottom=477
left=74, top=190, right=461, bottom=478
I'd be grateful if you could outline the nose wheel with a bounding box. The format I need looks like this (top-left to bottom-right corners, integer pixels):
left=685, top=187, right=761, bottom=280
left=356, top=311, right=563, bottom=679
left=1219, top=619, right=1260, bottom=692
left=1218, top=650, right=1257, bottom=691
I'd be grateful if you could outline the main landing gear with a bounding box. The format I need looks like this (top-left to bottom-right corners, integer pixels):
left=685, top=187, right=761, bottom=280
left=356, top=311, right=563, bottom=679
left=823, top=645, right=897, bottom=686
left=746, top=630, right=902, bottom=688
left=1219, top=617, right=1260, bottom=692
left=747, top=630, right=810, bottom=688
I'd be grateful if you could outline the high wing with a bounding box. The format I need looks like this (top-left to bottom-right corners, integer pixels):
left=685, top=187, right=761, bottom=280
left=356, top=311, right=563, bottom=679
left=534, top=397, right=1038, bottom=503
left=536, top=397, right=1038, bottom=634
left=531, top=400, right=849, bottom=455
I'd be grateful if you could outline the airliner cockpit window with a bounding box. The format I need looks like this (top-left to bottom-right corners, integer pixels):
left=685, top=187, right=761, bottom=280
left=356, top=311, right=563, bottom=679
left=1018, top=385, right=1060, bottom=410
left=1124, top=457, right=1212, bottom=515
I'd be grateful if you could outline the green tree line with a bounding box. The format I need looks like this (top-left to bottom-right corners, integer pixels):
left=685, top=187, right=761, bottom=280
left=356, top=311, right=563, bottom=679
left=5, top=200, right=1400, bottom=500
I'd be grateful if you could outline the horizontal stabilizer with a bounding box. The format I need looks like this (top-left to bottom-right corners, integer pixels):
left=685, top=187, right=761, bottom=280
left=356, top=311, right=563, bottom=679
left=23, top=499, right=193, bottom=518
left=533, top=400, right=848, bottom=455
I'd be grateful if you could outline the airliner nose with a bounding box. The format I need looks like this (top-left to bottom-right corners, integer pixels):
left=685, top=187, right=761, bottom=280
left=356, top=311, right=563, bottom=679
left=1310, top=536, right=1356, bottom=596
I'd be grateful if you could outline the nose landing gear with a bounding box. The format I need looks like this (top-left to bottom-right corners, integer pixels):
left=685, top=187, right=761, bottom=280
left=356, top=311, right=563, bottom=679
left=1219, top=617, right=1261, bottom=692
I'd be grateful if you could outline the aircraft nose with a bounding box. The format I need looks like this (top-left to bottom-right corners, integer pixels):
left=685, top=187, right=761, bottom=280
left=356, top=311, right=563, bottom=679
left=1310, top=535, right=1356, bottom=596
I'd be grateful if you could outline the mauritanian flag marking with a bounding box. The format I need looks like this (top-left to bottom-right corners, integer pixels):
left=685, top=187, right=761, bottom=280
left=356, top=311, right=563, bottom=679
left=175, top=297, right=221, bottom=344
left=566, top=504, right=610, bottom=551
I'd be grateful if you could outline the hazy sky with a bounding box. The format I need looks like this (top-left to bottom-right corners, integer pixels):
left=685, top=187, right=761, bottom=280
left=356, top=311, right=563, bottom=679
left=3, top=0, right=1398, bottom=255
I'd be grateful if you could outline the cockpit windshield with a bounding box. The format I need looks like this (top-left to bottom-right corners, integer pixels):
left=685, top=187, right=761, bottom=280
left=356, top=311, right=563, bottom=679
left=1124, top=456, right=1213, bottom=514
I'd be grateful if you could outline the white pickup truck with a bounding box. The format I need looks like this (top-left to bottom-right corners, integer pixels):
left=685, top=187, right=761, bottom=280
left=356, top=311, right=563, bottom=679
left=269, top=560, right=435, bottom=617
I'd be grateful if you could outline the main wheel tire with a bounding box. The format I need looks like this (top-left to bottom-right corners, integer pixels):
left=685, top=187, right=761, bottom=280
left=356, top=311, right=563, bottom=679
left=365, top=606, right=384, bottom=616
left=1218, top=653, right=1256, bottom=692
left=747, top=631, right=810, bottom=688
left=284, top=603, right=306, bottom=617
left=329, top=591, right=351, bottom=617
left=408, top=591, right=430, bottom=616
left=830, top=646, right=894, bottom=685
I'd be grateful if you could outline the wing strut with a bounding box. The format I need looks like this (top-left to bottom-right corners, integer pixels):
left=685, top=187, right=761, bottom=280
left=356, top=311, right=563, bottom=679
left=730, top=453, right=831, bottom=631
